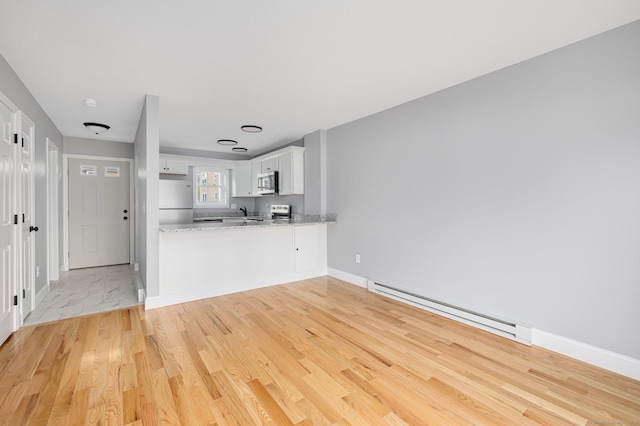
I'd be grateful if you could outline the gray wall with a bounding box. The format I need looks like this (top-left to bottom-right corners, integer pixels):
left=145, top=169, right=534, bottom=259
left=326, top=21, right=640, bottom=359
left=134, top=95, right=160, bottom=297
left=0, top=53, right=63, bottom=295
left=304, top=130, right=327, bottom=215
left=64, top=137, right=134, bottom=158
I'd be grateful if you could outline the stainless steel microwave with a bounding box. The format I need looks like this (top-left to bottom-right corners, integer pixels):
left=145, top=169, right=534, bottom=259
left=257, top=171, right=278, bottom=195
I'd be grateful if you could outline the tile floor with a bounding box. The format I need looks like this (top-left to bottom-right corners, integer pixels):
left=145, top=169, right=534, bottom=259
left=24, top=264, right=141, bottom=326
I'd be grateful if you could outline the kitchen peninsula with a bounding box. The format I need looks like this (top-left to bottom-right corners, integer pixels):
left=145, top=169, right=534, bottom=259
left=148, top=215, right=336, bottom=308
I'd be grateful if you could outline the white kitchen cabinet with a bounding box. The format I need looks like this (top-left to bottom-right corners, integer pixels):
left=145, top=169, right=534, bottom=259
left=261, top=157, right=279, bottom=173
left=251, top=162, right=262, bottom=196
left=155, top=223, right=328, bottom=308
left=159, top=157, right=188, bottom=175
left=294, top=225, right=320, bottom=272
left=232, top=162, right=253, bottom=197
left=278, top=149, right=304, bottom=195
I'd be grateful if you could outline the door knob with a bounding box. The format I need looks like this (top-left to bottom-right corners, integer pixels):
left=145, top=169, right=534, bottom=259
left=29, top=226, right=38, bottom=232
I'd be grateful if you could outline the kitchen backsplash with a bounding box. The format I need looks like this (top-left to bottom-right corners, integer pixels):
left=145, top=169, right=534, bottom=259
left=255, top=194, right=304, bottom=216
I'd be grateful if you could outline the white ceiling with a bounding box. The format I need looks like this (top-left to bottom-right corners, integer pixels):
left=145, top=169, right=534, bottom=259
left=1, top=1, right=639, bottom=156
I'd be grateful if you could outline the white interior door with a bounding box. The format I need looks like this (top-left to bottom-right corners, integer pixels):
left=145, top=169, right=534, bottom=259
left=69, top=158, right=130, bottom=269
left=18, top=112, right=35, bottom=320
left=0, top=99, right=16, bottom=344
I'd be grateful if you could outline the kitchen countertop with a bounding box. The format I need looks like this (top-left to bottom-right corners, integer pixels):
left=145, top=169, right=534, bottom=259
left=160, top=214, right=337, bottom=233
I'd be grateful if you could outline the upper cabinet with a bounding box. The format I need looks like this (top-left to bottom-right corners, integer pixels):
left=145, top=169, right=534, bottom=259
left=251, top=162, right=262, bottom=196
left=165, top=146, right=304, bottom=197
left=159, top=157, right=188, bottom=175
left=261, top=157, right=279, bottom=173
left=231, top=162, right=253, bottom=197
left=230, top=146, right=305, bottom=197
left=278, top=149, right=304, bottom=195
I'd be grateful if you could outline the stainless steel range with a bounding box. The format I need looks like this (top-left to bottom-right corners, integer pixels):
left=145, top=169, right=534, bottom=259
left=270, top=204, right=291, bottom=220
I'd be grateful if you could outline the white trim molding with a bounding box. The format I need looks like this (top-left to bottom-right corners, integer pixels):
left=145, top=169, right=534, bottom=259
left=327, top=268, right=640, bottom=381
left=532, top=329, right=640, bottom=381
left=146, top=268, right=327, bottom=310
left=327, top=268, right=368, bottom=288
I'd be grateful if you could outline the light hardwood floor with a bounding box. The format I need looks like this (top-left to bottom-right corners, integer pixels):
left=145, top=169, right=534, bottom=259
left=0, top=276, right=638, bottom=425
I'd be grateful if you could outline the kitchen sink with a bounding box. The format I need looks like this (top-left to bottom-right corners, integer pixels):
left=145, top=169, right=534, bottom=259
left=195, top=216, right=265, bottom=223
left=221, top=216, right=265, bottom=223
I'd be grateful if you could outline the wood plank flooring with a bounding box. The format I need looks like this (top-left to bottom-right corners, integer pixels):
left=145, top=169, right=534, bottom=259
left=0, top=276, right=638, bottom=425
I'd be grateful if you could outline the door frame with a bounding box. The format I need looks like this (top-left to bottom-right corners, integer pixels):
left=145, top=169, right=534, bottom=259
left=62, top=154, right=134, bottom=271
left=17, top=111, right=36, bottom=321
left=46, top=138, right=59, bottom=284
left=0, top=90, right=18, bottom=339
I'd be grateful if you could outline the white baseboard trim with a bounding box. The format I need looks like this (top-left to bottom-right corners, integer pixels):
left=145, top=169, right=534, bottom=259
left=146, top=268, right=328, bottom=310
left=134, top=273, right=146, bottom=303
left=327, top=268, right=640, bottom=381
left=327, top=268, right=368, bottom=288
left=35, top=284, right=50, bottom=307
left=532, top=329, right=640, bottom=381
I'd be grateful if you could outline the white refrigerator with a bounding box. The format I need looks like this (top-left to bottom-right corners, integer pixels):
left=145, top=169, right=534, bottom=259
left=159, top=180, right=193, bottom=225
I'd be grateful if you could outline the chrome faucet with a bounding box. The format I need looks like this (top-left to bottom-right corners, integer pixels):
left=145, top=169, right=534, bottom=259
left=240, top=206, right=247, bottom=216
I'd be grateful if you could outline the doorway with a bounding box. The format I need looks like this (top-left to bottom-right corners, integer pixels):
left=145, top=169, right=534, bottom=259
left=66, top=157, right=133, bottom=269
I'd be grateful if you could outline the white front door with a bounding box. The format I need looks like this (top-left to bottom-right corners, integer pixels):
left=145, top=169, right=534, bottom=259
left=18, top=112, right=35, bottom=320
left=0, top=99, right=16, bottom=344
left=69, top=158, right=130, bottom=269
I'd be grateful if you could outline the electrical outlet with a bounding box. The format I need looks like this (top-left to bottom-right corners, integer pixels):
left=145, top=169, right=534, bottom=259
left=355, top=254, right=361, bottom=264
left=231, top=203, right=237, bottom=209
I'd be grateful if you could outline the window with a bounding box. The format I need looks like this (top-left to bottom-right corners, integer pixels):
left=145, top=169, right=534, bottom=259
left=194, top=167, right=229, bottom=208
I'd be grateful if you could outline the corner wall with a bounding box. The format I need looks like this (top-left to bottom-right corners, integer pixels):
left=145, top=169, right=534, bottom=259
left=133, top=95, right=160, bottom=297
left=326, top=21, right=640, bottom=359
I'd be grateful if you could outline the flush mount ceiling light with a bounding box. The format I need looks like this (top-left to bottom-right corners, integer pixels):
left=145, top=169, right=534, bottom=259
left=241, top=125, right=262, bottom=133
left=232, top=147, right=248, bottom=152
left=83, top=122, right=110, bottom=135
left=83, top=98, right=98, bottom=107
left=217, top=139, right=238, bottom=146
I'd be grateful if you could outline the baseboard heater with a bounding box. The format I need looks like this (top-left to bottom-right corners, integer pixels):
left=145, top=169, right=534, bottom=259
left=367, top=281, right=532, bottom=345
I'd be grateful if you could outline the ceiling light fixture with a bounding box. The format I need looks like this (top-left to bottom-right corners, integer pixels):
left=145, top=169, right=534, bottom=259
left=217, top=139, right=238, bottom=146
left=83, top=122, right=110, bottom=134
left=241, top=125, right=262, bottom=133
left=84, top=98, right=98, bottom=107
left=232, top=147, right=248, bottom=152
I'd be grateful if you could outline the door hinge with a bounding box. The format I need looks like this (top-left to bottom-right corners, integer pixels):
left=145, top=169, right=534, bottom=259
left=14, top=215, right=18, bottom=225
left=22, top=289, right=25, bottom=298
left=13, top=295, right=17, bottom=306
left=13, top=134, right=18, bottom=144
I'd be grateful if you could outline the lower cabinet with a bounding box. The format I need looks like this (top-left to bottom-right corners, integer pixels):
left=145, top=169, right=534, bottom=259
left=155, top=224, right=328, bottom=308
left=294, top=225, right=320, bottom=272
